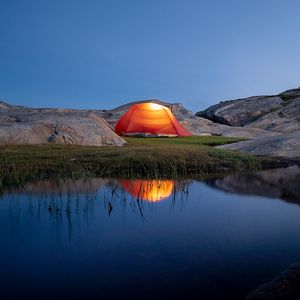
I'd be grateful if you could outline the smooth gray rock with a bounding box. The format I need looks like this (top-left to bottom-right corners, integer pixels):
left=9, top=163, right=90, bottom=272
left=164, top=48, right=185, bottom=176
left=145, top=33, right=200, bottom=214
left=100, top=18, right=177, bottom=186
left=246, top=97, right=300, bottom=133
left=218, top=130, right=300, bottom=158
left=0, top=105, right=126, bottom=146
left=195, top=88, right=300, bottom=158
left=196, top=95, right=283, bottom=126
left=196, top=88, right=300, bottom=135
left=279, top=87, right=300, bottom=101
left=0, top=100, right=14, bottom=111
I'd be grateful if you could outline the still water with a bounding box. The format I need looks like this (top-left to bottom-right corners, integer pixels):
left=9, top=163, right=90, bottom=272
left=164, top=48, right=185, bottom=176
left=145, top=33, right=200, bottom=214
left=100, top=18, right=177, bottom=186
left=0, top=166, right=300, bottom=300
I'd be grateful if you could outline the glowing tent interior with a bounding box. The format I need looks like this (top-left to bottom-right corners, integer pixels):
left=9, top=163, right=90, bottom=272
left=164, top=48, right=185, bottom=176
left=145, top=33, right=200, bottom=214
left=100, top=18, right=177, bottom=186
left=120, top=179, right=174, bottom=202
left=115, top=102, right=192, bottom=137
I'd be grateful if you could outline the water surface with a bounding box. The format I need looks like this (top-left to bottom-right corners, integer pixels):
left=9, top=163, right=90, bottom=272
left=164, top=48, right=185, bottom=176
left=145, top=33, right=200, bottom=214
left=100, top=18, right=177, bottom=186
left=1, top=166, right=300, bottom=299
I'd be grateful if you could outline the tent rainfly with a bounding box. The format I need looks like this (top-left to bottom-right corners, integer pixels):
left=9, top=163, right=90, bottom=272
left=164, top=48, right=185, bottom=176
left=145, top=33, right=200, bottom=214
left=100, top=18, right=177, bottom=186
left=114, top=102, right=192, bottom=137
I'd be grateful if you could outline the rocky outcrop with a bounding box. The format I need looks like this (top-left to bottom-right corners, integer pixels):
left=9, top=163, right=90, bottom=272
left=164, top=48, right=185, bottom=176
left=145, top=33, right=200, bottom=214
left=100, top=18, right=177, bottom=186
left=196, top=96, right=283, bottom=126
left=279, top=87, right=300, bottom=101
left=196, top=88, right=300, bottom=131
left=246, top=97, right=300, bottom=133
left=196, top=87, right=300, bottom=158
left=181, top=116, right=280, bottom=139
left=218, top=131, right=300, bottom=158
left=0, top=100, right=14, bottom=110
left=0, top=105, right=126, bottom=146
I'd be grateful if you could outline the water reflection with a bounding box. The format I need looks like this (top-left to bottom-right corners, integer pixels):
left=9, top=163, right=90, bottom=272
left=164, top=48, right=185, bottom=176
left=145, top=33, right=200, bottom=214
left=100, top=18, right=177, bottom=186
left=1, top=166, right=300, bottom=219
left=1, top=167, right=300, bottom=299
left=0, top=179, right=190, bottom=225
left=120, top=179, right=174, bottom=202
left=207, top=165, right=300, bottom=203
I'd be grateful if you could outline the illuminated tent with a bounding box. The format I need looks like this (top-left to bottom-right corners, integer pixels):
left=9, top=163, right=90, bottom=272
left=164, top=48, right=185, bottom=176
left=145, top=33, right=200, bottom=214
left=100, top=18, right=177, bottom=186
left=115, top=103, right=192, bottom=137
left=121, top=179, right=174, bottom=202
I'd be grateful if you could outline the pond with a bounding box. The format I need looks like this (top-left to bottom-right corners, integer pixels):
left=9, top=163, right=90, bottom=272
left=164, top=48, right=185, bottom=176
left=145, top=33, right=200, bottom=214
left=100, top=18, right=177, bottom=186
left=0, top=166, right=300, bottom=299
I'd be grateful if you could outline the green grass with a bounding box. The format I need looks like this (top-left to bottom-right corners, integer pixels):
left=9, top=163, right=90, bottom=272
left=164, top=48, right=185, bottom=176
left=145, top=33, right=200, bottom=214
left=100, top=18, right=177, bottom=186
left=0, top=136, right=275, bottom=188
left=124, top=135, right=245, bottom=146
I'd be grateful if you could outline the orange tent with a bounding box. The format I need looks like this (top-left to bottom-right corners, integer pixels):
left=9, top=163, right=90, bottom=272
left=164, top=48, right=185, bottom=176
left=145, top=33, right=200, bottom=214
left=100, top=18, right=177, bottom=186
left=120, top=179, right=174, bottom=202
left=115, top=102, right=192, bottom=137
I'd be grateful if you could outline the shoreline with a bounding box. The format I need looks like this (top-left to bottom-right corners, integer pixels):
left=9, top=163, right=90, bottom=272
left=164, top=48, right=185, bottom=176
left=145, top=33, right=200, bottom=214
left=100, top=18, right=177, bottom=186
left=0, top=136, right=297, bottom=190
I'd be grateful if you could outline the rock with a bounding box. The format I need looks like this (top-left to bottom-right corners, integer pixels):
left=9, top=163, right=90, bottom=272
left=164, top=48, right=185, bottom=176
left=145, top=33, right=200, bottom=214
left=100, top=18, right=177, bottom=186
left=181, top=116, right=280, bottom=138
left=196, top=88, right=300, bottom=135
left=279, top=87, right=300, bottom=101
left=0, top=100, right=14, bottom=111
left=0, top=115, right=17, bottom=122
left=246, top=98, right=300, bottom=133
left=0, top=104, right=126, bottom=146
left=218, top=130, right=300, bottom=158
left=196, top=96, right=283, bottom=127
left=194, top=87, right=300, bottom=158
left=247, top=263, right=300, bottom=300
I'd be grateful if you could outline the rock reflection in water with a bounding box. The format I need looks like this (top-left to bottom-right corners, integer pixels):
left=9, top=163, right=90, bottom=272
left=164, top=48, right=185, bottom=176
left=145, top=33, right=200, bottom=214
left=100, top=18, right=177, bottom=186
left=207, top=165, right=300, bottom=203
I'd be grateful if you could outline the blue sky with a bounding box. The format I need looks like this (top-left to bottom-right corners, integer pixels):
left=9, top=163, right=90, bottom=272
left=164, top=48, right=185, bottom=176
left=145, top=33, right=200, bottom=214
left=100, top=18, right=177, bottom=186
left=1, top=0, right=300, bottom=111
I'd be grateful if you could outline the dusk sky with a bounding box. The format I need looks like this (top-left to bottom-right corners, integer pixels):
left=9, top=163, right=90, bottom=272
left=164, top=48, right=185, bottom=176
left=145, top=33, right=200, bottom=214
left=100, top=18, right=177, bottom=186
left=1, top=0, right=300, bottom=111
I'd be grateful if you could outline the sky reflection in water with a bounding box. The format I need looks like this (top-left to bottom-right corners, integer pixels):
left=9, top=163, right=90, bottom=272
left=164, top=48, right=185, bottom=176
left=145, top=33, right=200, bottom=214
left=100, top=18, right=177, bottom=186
left=0, top=167, right=300, bottom=300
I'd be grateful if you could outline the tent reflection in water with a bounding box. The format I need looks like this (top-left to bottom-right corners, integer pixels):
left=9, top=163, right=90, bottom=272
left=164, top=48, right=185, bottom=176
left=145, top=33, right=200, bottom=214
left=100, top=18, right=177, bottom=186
left=121, top=180, right=174, bottom=202
left=115, top=102, right=192, bottom=137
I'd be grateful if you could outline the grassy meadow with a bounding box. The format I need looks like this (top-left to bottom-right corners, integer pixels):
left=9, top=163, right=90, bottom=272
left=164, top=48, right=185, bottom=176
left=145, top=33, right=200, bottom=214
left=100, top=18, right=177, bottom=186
left=0, top=136, right=276, bottom=188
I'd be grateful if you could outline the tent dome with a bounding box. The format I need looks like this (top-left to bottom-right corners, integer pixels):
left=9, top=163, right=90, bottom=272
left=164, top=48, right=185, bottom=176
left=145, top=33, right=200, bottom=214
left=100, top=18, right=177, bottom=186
left=115, top=102, right=192, bottom=137
left=120, top=179, right=174, bottom=202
